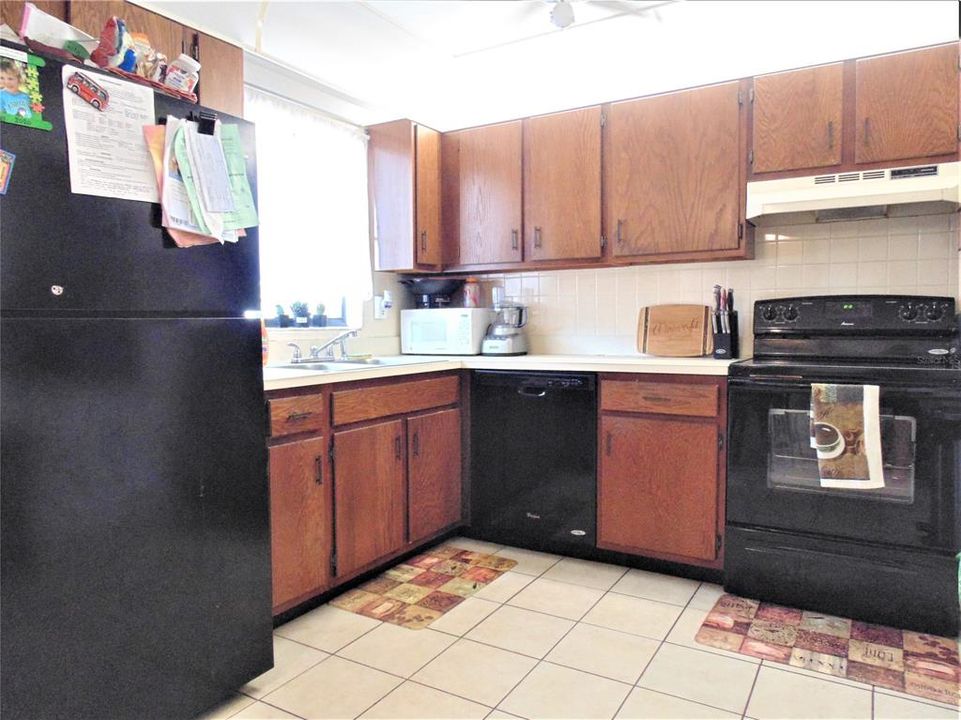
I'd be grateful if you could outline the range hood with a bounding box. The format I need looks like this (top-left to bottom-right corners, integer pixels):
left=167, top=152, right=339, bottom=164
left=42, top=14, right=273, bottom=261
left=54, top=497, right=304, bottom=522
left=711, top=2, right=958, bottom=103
left=746, top=162, right=960, bottom=221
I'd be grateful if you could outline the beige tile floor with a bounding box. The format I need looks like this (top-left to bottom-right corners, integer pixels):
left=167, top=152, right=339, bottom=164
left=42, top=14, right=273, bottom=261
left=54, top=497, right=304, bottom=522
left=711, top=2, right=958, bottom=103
left=197, top=538, right=960, bottom=720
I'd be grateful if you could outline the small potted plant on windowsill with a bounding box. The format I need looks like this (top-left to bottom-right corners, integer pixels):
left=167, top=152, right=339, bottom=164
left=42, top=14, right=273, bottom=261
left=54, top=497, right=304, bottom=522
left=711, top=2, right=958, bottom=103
left=311, top=303, right=327, bottom=327
left=291, top=301, right=310, bottom=327
left=269, top=303, right=290, bottom=328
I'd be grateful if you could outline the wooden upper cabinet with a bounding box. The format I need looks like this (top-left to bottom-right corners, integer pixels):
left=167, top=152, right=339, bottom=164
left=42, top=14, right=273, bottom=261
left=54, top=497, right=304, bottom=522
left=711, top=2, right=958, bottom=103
left=195, top=32, right=244, bottom=116
left=752, top=64, right=844, bottom=173
left=447, top=122, right=523, bottom=266
left=408, top=408, right=462, bottom=543
left=333, top=420, right=406, bottom=579
left=269, top=436, right=331, bottom=610
left=598, top=414, right=719, bottom=562
left=606, top=82, right=744, bottom=259
left=369, top=119, right=443, bottom=271
left=70, top=2, right=185, bottom=65
left=415, top=125, right=443, bottom=266
left=524, top=107, right=602, bottom=261
left=2, top=1, right=67, bottom=33
left=855, top=44, right=959, bottom=165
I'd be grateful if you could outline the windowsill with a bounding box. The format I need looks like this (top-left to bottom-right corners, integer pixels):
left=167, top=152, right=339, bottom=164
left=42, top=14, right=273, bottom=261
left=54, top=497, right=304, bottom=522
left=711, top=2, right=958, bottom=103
left=266, top=326, right=360, bottom=337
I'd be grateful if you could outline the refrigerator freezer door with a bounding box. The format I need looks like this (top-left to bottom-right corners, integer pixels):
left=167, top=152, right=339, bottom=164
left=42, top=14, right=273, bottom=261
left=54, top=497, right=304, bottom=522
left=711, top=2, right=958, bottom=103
left=0, top=317, right=271, bottom=719
left=0, top=58, right=260, bottom=317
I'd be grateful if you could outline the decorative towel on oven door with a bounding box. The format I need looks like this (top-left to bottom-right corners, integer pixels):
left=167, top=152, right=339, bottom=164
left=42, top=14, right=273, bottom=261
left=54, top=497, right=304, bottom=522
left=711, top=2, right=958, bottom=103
left=810, top=384, right=884, bottom=489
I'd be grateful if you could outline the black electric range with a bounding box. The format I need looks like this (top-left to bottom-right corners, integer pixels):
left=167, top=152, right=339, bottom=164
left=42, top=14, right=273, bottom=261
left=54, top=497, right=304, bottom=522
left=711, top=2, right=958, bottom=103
left=725, top=294, right=961, bottom=636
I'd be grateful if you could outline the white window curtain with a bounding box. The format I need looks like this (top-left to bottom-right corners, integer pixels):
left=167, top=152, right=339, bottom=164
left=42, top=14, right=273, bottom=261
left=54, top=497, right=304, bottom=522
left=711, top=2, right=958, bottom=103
left=244, top=86, right=372, bottom=325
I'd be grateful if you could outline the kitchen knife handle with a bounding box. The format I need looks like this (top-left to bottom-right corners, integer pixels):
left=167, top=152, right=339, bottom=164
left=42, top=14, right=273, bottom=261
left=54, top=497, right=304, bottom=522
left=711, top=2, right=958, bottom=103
left=827, top=120, right=834, bottom=149
left=287, top=411, right=312, bottom=423
left=605, top=431, right=612, bottom=456
left=534, top=226, right=542, bottom=248
left=314, top=455, right=324, bottom=485
left=511, top=229, right=519, bottom=250
left=394, top=436, right=402, bottom=460
left=616, top=219, right=624, bottom=243
left=420, top=230, right=428, bottom=252
left=412, top=431, right=419, bottom=457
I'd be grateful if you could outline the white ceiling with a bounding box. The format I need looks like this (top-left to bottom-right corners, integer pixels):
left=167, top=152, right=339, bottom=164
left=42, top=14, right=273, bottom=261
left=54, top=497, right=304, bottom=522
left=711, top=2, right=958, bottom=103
left=142, top=0, right=960, bottom=130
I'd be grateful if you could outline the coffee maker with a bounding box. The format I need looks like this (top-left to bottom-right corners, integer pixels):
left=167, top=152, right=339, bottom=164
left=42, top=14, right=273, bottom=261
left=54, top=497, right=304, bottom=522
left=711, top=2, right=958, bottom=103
left=481, top=294, right=529, bottom=356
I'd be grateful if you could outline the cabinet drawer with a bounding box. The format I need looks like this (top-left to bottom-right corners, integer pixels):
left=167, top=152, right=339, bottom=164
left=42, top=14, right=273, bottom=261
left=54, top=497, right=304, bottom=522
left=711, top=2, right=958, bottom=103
left=601, top=380, right=718, bottom=417
left=332, top=375, right=459, bottom=426
left=269, top=394, right=326, bottom=437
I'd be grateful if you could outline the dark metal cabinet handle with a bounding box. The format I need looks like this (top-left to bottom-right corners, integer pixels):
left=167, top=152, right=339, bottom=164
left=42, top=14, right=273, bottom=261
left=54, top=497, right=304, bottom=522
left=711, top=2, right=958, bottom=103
left=827, top=121, right=834, bottom=149
left=863, top=117, right=871, bottom=145
left=412, top=431, right=419, bottom=457
left=511, top=229, right=519, bottom=250
left=642, top=395, right=670, bottom=404
left=314, top=455, right=323, bottom=485
left=420, top=230, right=427, bottom=251
left=534, top=226, right=542, bottom=248
left=616, top=219, right=624, bottom=243
left=394, top=436, right=402, bottom=460
left=605, top=432, right=613, bottom=456
left=287, top=411, right=312, bottom=423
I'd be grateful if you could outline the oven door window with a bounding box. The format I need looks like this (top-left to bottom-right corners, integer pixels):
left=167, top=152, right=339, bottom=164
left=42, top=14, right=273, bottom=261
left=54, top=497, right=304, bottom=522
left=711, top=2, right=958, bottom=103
left=767, top=409, right=916, bottom=502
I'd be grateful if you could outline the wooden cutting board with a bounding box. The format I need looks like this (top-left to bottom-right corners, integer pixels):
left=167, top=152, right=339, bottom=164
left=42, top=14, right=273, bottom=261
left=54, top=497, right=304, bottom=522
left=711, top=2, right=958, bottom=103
left=637, top=304, right=714, bottom=357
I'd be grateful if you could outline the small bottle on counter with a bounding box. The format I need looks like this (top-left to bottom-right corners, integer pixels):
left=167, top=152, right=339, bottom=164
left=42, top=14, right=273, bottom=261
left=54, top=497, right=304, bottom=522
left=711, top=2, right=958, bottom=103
left=163, top=54, right=201, bottom=94
left=463, top=277, right=480, bottom=308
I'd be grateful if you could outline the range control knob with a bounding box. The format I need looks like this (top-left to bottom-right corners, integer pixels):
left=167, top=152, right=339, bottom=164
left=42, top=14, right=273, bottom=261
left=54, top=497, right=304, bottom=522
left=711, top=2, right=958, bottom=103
left=783, top=306, right=799, bottom=321
left=899, top=304, right=918, bottom=321
left=926, top=305, right=944, bottom=321
left=761, top=305, right=777, bottom=321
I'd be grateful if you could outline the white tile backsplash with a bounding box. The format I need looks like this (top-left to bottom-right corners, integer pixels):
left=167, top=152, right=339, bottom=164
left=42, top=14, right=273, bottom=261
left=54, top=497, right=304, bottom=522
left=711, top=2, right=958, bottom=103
left=487, top=213, right=960, bottom=356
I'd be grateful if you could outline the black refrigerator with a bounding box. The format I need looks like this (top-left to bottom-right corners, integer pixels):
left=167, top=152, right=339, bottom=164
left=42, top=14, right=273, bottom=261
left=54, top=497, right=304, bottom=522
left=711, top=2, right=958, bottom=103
left=0, top=51, right=273, bottom=719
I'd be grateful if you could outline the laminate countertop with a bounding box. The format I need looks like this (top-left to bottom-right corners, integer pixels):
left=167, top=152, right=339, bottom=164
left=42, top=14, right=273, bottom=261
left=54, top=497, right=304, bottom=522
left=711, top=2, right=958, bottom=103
left=263, top=354, right=737, bottom=392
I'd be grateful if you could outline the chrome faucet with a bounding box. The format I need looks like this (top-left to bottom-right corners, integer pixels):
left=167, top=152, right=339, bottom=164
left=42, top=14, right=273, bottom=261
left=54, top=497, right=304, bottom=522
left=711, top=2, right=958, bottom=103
left=286, top=342, right=303, bottom=362
left=309, top=330, right=359, bottom=360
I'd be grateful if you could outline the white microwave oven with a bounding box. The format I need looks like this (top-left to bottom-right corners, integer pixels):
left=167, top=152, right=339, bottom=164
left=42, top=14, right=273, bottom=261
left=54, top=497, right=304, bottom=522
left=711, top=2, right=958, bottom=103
left=400, top=308, right=493, bottom=355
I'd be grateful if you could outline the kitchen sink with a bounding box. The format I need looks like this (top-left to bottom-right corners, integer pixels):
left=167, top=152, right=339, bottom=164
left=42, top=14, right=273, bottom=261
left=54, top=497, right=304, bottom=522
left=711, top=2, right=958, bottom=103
left=276, top=362, right=338, bottom=371
left=274, top=356, right=440, bottom=373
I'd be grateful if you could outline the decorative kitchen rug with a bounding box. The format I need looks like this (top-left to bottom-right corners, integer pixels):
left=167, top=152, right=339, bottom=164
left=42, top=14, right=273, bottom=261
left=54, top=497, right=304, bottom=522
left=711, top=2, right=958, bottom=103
left=329, top=545, right=517, bottom=630
left=695, top=594, right=960, bottom=707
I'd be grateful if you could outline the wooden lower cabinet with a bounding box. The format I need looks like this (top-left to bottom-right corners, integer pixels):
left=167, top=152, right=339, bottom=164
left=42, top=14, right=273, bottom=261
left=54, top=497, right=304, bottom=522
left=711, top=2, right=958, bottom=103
left=269, top=436, right=332, bottom=610
left=332, top=419, right=407, bottom=579
left=597, top=374, right=727, bottom=568
left=408, top=408, right=462, bottom=543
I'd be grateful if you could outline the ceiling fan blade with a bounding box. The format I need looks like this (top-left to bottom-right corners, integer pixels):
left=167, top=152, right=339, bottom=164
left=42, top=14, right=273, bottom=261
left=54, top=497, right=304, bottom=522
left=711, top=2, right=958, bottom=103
left=588, top=0, right=678, bottom=21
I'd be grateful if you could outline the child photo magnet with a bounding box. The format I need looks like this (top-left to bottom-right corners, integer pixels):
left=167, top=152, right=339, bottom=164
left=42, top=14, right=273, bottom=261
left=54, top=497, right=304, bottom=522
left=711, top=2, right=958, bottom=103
left=0, top=46, right=53, bottom=131
left=0, top=149, right=15, bottom=194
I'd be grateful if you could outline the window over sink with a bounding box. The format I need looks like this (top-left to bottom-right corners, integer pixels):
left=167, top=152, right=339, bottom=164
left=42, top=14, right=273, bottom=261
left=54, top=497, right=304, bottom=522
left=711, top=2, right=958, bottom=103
left=244, top=86, right=372, bottom=328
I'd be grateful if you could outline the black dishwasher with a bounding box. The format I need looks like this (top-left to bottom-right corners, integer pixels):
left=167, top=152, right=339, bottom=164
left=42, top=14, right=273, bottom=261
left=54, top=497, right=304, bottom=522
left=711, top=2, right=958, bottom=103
left=469, top=371, right=596, bottom=554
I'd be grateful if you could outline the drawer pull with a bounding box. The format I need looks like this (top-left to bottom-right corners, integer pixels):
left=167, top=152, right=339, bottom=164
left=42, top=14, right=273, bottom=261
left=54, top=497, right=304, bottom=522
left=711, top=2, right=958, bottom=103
left=394, top=435, right=402, bottom=460
left=314, top=455, right=323, bottom=485
left=412, top=431, right=420, bottom=457
left=511, top=229, right=519, bottom=250
left=287, top=411, right=313, bottom=422
left=605, top=431, right=612, bottom=456
left=642, top=395, right=671, bottom=404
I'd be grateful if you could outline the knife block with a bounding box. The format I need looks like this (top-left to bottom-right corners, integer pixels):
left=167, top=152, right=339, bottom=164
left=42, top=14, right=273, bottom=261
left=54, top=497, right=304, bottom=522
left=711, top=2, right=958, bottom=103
left=712, top=311, right=739, bottom=360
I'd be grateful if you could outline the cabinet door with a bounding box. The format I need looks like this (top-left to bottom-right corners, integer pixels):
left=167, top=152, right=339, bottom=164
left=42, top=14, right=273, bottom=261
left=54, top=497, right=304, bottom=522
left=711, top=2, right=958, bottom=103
left=855, top=44, right=959, bottom=164
left=607, top=82, right=742, bottom=259
left=598, top=415, right=718, bottom=561
left=415, top=125, right=443, bottom=266
left=408, top=409, right=462, bottom=542
left=269, top=436, right=331, bottom=611
left=454, top=122, right=523, bottom=265
left=2, top=0, right=67, bottom=32
left=524, top=107, right=602, bottom=261
left=195, top=32, right=244, bottom=116
left=369, top=120, right=415, bottom=271
left=70, top=2, right=186, bottom=64
left=333, top=420, right=406, bottom=578
left=753, top=64, right=844, bottom=173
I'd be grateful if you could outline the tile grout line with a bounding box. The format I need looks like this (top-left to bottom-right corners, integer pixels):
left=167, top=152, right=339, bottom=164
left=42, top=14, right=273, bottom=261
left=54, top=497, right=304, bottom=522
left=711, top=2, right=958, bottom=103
left=739, top=657, right=762, bottom=719
left=492, top=564, right=631, bottom=717
left=610, top=580, right=702, bottom=719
